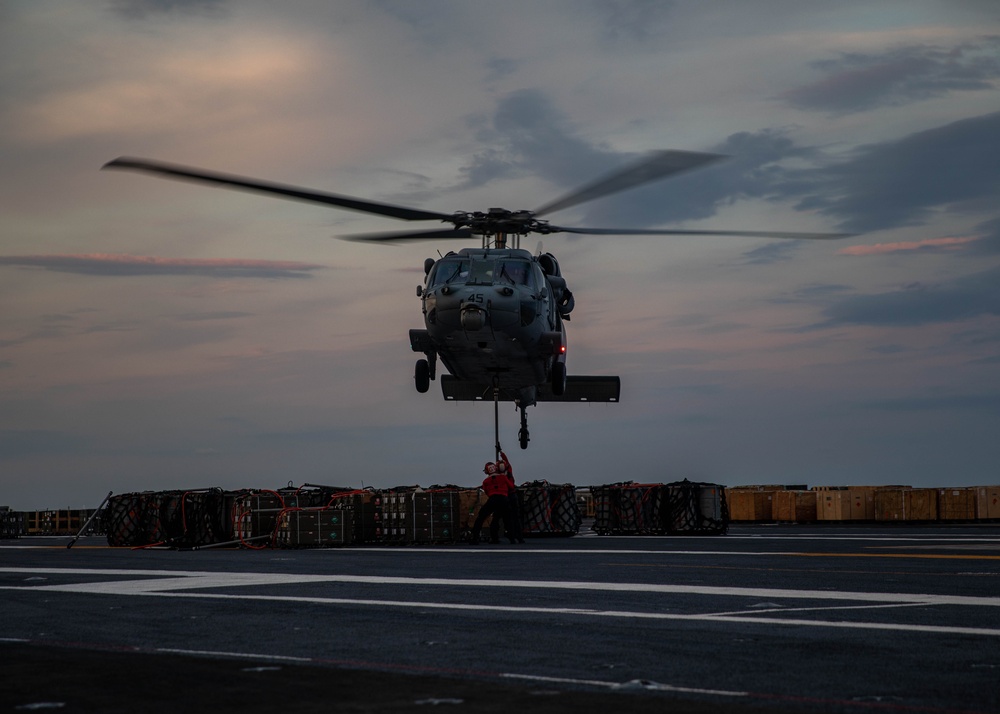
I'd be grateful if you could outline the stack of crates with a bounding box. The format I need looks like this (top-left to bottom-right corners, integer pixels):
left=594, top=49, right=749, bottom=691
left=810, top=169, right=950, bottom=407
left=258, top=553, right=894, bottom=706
left=326, top=490, right=383, bottom=544
left=25, top=510, right=56, bottom=535
left=382, top=487, right=419, bottom=544
left=382, top=489, right=460, bottom=544
left=726, top=487, right=779, bottom=522
left=233, top=490, right=287, bottom=545
left=411, top=490, right=460, bottom=543
left=276, top=508, right=353, bottom=547
left=773, top=491, right=818, bottom=522
left=815, top=487, right=877, bottom=522
left=1, top=507, right=24, bottom=539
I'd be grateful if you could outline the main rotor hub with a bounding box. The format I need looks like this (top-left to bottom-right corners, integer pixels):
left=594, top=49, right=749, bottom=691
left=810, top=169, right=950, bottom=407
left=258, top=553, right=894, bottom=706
left=452, top=208, right=550, bottom=238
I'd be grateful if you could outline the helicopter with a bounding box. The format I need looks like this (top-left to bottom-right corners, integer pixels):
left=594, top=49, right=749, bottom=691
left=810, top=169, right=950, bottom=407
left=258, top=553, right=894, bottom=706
left=103, top=151, right=848, bottom=449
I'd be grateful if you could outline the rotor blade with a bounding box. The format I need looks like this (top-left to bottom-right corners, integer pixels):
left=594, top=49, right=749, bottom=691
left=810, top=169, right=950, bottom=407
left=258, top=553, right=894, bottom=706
left=340, top=227, right=474, bottom=244
left=533, top=150, right=726, bottom=217
left=102, top=157, right=455, bottom=222
left=549, top=226, right=853, bottom=240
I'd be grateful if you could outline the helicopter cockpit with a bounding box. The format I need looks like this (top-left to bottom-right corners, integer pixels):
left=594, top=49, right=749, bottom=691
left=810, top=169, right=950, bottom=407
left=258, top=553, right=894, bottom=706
left=496, top=259, right=533, bottom=286
left=428, top=258, right=470, bottom=288
left=428, top=257, right=536, bottom=289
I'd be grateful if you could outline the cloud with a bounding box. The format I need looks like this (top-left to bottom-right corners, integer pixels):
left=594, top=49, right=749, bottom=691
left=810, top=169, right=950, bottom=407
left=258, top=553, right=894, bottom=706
left=461, top=89, right=616, bottom=192
left=789, top=111, right=1000, bottom=233
left=779, top=37, right=1000, bottom=114
left=0, top=254, right=324, bottom=278
left=0, top=429, right=87, bottom=460
left=738, top=241, right=802, bottom=265
left=109, top=0, right=228, bottom=20
left=789, top=283, right=854, bottom=300
left=838, top=236, right=981, bottom=255
left=458, top=95, right=1000, bottom=238
left=174, top=311, right=253, bottom=321
left=812, top=264, right=1000, bottom=328
left=7, top=30, right=315, bottom=145
left=965, top=217, right=1000, bottom=255
left=460, top=92, right=823, bottom=229
left=863, top=392, right=1000, bottom=412
left=597, top=0, right=675, bottom=43
left=483, top=57, right=519, bottom=83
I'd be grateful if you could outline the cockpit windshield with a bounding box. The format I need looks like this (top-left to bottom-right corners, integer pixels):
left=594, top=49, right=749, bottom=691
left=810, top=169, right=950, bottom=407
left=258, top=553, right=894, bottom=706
left=428, top=259, right=470, bottom=288
left=467, top=260, right=495, bottom=285
left=428, top=257, right=534, bottom=288
left=496, top=259, right=533, bottom=286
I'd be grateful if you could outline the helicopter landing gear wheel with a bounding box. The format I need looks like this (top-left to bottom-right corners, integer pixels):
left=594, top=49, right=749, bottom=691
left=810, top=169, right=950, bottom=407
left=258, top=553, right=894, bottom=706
left=414, top=358, right=430, bottom=393
left=551, top=360, right=567, bottom=396
left=518, top=407, right=530, bottom=449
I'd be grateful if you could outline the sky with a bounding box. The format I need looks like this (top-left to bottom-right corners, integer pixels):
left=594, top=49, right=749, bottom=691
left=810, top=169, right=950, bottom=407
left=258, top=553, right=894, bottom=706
left=2, top=1, right=1000, bottom=509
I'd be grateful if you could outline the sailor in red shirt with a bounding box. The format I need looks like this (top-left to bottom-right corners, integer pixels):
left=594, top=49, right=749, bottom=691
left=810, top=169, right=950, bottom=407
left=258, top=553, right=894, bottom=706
left=470, top=461, right=512, bottom=544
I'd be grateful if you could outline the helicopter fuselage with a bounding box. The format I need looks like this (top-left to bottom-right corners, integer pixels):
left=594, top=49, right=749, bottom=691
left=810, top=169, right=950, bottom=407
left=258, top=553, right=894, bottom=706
left=411, top=247, right=567, bottom=398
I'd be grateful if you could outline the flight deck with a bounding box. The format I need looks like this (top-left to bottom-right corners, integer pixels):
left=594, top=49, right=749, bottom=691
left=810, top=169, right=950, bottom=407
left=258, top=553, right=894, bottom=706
left=2, top=524, right=999, bottom=713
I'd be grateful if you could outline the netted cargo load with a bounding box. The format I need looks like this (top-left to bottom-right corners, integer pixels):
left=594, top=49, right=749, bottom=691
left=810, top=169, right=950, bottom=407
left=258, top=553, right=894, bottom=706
left=232, top=484, right=366, bottom=547
left=590, top=482, right=659, bottom=535
left=519, top=481, right=581, bottom=536
left=232, top=490, right=288, bottom=547
left=104, top=492, right=163, bottom=547
left=658, top=481, right=728, bottom=535
left=591, top=480, right=728, bottom=535
left=324, top=488, right=383, bottom=544
left=276, top=483, right=356, bottom=509
left=104, top=489, right=231, bottom=547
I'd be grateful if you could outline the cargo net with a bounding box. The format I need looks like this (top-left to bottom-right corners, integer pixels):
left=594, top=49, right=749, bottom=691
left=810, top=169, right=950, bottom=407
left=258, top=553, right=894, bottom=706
left=103, top=489, right=231, bottom=548
left=519, top=481, right=581, bottom=536
left=102, top=484, right=363, bottom=548
left=591, top=480, right=728, bottom=536
left=232, top=485, right=371, bottom=549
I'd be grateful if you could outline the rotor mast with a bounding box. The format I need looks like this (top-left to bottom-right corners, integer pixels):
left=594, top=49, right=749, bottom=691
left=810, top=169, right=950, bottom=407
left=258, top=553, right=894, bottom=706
left=484, top=231, right=519, bottom=250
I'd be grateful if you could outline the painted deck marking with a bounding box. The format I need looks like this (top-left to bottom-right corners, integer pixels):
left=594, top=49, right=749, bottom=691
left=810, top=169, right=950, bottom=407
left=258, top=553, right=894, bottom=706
left=3, top=566, right=1000, bottom=638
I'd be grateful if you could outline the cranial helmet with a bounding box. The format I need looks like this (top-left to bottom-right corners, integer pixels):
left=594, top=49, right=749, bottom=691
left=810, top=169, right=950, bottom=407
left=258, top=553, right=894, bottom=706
left=484, top=462, right=497, bottom=475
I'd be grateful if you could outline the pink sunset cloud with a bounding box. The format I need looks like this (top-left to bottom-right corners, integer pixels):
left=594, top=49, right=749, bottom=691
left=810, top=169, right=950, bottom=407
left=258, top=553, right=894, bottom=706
left=0, top=253, right=324, bottom=277
left=837, top=236, right=979, bottom=256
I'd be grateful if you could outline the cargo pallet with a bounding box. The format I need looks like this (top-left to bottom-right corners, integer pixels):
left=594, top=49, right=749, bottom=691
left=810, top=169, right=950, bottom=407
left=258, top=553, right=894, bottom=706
left=590, top=481, right=728, bottom=535
left=724, top=485, right=1000, bottom=523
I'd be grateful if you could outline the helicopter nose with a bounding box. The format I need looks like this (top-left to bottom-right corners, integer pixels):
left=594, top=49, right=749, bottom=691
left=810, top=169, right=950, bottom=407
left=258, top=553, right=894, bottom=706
left=460, top=304, right=486, bottom=331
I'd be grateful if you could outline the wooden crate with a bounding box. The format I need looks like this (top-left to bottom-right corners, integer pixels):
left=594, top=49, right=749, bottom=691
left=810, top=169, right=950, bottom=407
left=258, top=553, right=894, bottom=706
left=849, top=488, right=876, bottom=520
left=875, top=488, right=938, bottom=521
left=937, top=488, right=977, bottom=521
left=773, top=491, right=817, bottom=522
left=726, top=490, right=775, bottom=521
left=817, top=491, right=849, bottom=521
left=976, top=486, right=1000, bottom=519
left=459, top=489, right=488, bottom=529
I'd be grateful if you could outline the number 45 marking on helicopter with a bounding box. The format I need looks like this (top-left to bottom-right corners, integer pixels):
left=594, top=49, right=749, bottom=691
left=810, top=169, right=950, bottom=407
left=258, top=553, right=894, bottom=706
left=103, top=151, right=849, bottom=449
